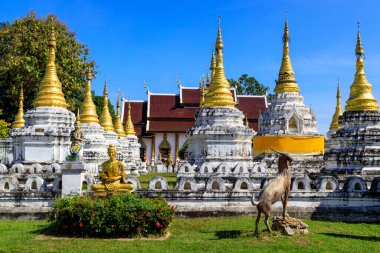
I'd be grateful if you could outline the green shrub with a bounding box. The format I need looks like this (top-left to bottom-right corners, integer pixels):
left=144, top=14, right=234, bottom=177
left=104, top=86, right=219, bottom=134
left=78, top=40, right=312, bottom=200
left=49, top=194, right=175, bottom=238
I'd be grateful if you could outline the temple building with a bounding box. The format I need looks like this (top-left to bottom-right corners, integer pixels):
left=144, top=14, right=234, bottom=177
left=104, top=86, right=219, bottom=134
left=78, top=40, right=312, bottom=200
left=253, top=20, right=325, bottom=175
left=121, top=81, right=266, bottom=168
left=324, top=25, right=380, bottom=182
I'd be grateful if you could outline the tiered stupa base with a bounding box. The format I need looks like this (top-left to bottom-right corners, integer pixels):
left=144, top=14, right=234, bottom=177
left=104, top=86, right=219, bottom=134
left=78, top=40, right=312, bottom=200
left=119, top=136, right=147, bottom=175
left=10, top=107, right=74, bottom=164
left=324, top=110, right=380, bottom=182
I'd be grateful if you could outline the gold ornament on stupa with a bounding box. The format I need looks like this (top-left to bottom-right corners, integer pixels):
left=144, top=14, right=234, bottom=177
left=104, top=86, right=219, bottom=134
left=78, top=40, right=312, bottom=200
left=114, top=96, right=126, bottom=137
left=210, top=50, right=216, bottom=79
left=12, top=84, right=25, bottom=129
left=75, top=108, right=81, bottom=125
left=124, top=101, right=136, bottom=136
left=80, top=70, right=99, bottom=124
left=274, top=19, right=300, bottom=94
left=202, top=17, right=235, bottom=108
left=329, top=80, right=343, bottom=130
left=199, top=76, right=205, bottom=108
left=33, top=22, right=68, bottom=108
left=345, top=22, right=379, bottom=111
left=99, top=81, right=115, bottom=132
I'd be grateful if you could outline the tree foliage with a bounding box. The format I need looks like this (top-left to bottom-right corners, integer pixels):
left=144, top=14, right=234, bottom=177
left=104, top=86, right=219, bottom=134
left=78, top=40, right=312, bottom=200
left=228, top=74, right=269, bottom=95
left=0, top=12, right=96, bottom=123
left=93, top=95, right=116, bottom=122
left=0, top=110, right=10, bottom=138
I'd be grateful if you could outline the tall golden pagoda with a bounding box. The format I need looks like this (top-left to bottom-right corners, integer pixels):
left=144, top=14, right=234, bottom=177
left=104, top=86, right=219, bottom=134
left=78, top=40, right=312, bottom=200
left=202, top=18, right=235, bottom=108
left=99, top=81, right=115, bottom=132
left=345, top=23, right=379, bottom=111
left=124, top=101, right=136, bottom=136
left=329, top=80, right=343, bottom=131
left=80, top=71, right=99, bottom=124
left=274, top=19, right=300, bottom=94
left=12, top=84, right=25, bottom=129
left=114, top=97, right=126, bottom=137
left=33, top=24, right=68, bottom=109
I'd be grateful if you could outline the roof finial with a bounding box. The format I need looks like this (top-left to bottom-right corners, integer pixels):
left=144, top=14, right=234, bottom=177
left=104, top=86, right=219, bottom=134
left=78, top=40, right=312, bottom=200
left=345, top=24, right=379, bottom=111
left=202, top=17, right=235, bottom=108
left=274, top=18, right=299, bottom=94
left=329, top=79, right=343, bottom=130
left=114, top=93, right=126, bottom=137
left=33, top=20, right=68, bottom=108
left=99, top=81, right=115, bottom=132
left=143, top=80, right=150, bottom=94
left=176, top=75, right=182, bottom=88
left=80, top=68, right=99, bottom=124
left=12, top=84, right=25, bottom=129
left=124, top=100, right=136, bottom=136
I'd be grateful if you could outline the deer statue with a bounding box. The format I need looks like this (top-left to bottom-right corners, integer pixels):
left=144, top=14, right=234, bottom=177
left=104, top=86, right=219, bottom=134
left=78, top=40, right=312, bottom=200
left=251, top=149, right=293, bottom=234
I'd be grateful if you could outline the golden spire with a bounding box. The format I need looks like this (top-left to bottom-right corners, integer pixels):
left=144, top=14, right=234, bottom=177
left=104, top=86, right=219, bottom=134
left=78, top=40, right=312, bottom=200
left=76, top=108, right=81, bottom=125
left=114, top=95, right=126, bottom=137
left=33, top=22, right=68, bottom=108
left=199, top=76, right=205, bottom=108
left=12, top=84, right=25, bottom=129
left=80, top=70, right=99, bottom=124
left=202, top=17, right=235, bottom=108
left=345, top=22, right=379, bottom=111
left=210, top=50, right=216, bottom=79
left=329, top=80, right=343, bottom=130
left=124, top=101, right=136, bottom=136
left=99, top=81, right=115, bottom=132
left=274, top=19, right=300, bottom=94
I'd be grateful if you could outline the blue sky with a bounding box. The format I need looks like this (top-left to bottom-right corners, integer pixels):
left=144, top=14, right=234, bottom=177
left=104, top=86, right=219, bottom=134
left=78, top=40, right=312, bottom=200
left=2, top=0, right=380, bottom=135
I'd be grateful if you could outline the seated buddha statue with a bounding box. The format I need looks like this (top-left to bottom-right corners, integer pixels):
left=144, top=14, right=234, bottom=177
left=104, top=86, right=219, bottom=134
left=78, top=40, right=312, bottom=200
left=91, top=145, right=133, bottom=196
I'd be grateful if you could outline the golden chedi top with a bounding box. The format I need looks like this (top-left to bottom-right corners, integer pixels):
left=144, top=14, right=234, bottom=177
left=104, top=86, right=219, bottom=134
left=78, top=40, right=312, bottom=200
left=210, top=50, right=216, bottom=79
left=33, top=25, right=68, bottom=108
left=199, top=76, right=205, bottom=108
left=274, top=19, right=300, bottom=94
left=114, top=97, right=126, bottom=137
left=329, top=80, right=343, bottom=130
left=80, top=71, right=99, bottom=124
left=345, top=23, right=379, bottom=111
left=12, top=84, right=25, bottom=129
left=202, top=17, right=235, bottom=108
left=124, top=101, right=136, bottom=136
left=99, top=81, right=115, bottom=132
left=75, top=108, right=81, bottom=125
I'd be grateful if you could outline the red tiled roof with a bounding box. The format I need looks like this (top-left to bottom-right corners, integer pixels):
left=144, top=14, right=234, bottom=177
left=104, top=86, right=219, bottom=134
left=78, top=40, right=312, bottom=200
left=181, top=88, right=201, bottom=105
left=237, top=96, right=266, bottom=119
left=148, top=120, right=194, bottom=132
left=149, top=94, right=197, bottom=119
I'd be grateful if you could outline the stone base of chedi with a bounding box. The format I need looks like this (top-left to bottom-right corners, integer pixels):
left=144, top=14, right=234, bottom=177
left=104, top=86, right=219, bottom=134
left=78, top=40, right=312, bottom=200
left=325, top=110, right=380, bottom=181
left=186, top=107, right=255, bottom=169
left=271, top=216, right=309, bottom=236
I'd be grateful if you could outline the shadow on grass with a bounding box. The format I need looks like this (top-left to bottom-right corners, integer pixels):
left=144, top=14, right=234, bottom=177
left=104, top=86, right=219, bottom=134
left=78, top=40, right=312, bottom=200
left=215, top=230, right=259, bottom=239
left=320, top=233, right=380, bottom=242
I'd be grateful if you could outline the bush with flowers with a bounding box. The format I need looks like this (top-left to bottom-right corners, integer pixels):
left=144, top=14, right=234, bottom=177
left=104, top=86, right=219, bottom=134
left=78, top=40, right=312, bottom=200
left=48, top=194, right=175, bottom=238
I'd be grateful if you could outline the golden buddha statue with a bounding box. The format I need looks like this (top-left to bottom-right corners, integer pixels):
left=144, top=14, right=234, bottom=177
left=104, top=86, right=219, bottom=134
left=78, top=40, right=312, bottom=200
left=91, top=145, right=133, bottom=196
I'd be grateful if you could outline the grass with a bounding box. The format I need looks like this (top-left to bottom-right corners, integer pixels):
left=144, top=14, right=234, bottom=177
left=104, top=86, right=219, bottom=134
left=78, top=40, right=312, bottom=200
left=138, top=173, right=177, bottom=189
left=0, top=216, right=379, bottom=253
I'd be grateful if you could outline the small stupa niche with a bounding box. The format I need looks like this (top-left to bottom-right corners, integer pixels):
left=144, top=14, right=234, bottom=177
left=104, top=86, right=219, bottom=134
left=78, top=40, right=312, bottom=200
left=186, top=18, right=256, bottom=172
left=254, top=19, right=324, bottom=175
left=324, top=24, right=380, bottom=181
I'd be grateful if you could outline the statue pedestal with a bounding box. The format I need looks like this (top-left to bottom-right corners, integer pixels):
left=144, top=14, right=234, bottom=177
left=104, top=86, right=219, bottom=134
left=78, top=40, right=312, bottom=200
left=61, top=161, right=86, bottom=196
left=271, top=216, right=309, bottom=236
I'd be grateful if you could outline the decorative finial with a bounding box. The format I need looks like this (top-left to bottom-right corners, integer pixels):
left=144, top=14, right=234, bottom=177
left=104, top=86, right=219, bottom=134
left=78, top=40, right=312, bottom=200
left=345, top=24, right=379, bottom=111
left=12, top=84, right=25, bottom=129
left=329, top=79, right=343, bottom=130
left=114, top=94, right=126, bottom=137
left=176, top=75, right=182, bottom=88
left=143, top=80, right=150, bottom=94
left=33, top=20, right=68, bottom=108
left=274, top=18, right=299, bottom=94
left=80, top=68, right=99, bottom=124
left=202, top=18, right=235, bottom=108
left=124, top=101, right=136, bottom=136
left=99, top=81, right=115, bottom=132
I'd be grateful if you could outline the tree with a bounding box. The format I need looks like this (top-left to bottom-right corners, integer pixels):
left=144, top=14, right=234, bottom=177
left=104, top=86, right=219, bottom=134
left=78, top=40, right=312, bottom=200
left=0, top=110, right=10, bottom=138
left=0, top=12, right=96, bottom=123
left=93, top=95, right=116, bottom=122
left=228, top=74, right=269, bottom=95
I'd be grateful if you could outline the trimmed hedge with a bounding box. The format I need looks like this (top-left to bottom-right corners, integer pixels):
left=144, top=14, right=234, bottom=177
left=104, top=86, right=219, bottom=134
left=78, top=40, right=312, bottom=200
left=49, top=195, right=175, bottom=238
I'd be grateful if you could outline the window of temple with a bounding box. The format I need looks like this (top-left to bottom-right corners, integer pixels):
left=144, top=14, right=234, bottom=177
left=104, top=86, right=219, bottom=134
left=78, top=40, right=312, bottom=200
left=52, top=167, right=55, bottom=173
left=4, top=182, right=9, bottom=191
left=155, top=181, right=162, bottom=190
left=354, top=182, right=362, bottom=191
left=288, top=116, right=298, bottom=134
left=297, top=181, right=305, bottom=190
left=240, top=182, right=248, bottom=190
left=31, top=181, right=37, bottom=190
left=212, top=181, right=220, bottom=190
left=184, top=182, right=191, bottom=190
left=326, top=181, right=333, bottom=190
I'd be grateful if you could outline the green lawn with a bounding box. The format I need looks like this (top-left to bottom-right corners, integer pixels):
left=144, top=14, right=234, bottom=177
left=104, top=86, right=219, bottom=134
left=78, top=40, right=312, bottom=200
left=0, top=217, right=379, bottom=253
left=138, top=173, right=177, bottom=189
